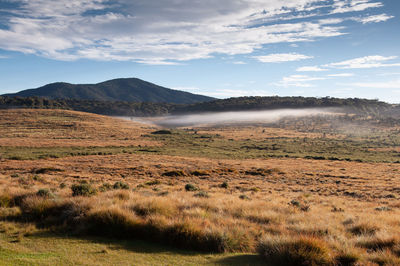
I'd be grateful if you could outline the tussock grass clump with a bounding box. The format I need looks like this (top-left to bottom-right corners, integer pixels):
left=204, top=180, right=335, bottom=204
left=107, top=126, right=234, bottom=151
left=257, top=236, right=333, bottom=266
left=162, top=170, right=185, bottom=177
left=335, top=252, right=360, bottom=266
left=358, top=237, right=397, bottom=251
left=190, top=170, right=209, bottom=176
left=185, top=183, right=199, bottom=192
left=194, top=191, right=209, bottom=198
left=36, top=188, right=53, bottom=198
left=71, top=183, right=97, bottom=197
left=348, top=223, right=379, bottom=236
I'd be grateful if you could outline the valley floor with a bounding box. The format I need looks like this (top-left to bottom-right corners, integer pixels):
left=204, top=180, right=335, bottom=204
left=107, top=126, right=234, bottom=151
left=0, top=109, right=399, bottom=265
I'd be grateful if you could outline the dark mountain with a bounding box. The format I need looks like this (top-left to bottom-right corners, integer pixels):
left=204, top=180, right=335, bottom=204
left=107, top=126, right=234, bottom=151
left=2, top=78, right=215, bottom=104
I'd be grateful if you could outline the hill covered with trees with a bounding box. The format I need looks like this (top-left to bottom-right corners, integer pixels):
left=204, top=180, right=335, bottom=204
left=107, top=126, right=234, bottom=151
left=2, top=78, right=215, bottom=104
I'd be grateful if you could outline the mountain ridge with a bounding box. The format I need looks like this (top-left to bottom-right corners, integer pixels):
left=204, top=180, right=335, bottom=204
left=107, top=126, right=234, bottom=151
left=2, top=78, right=215, bottom=104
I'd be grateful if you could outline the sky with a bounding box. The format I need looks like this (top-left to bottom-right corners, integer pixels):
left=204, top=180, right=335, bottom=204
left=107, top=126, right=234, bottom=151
left=0, top=0, right=399, bottom=103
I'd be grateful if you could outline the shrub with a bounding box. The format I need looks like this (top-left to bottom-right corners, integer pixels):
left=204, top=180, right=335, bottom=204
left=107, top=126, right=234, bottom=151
left=257, top=237, right=333, bottom=266
left=71, top=183, right=97, bottom=197
left=113, top=181, right=130, bottom=190
left=220, top=181, right=229, bottom=189
left=99, top=183, right=112, bottom=192
left=185, top=183, right=199, bottom=192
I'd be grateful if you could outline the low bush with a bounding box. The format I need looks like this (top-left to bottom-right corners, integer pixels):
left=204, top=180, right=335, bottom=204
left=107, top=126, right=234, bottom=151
left=185, top=183, right=199, bottom=192
left=113, top=181, right=130, bottom=190
left=71, top=183, right=97, bottom=197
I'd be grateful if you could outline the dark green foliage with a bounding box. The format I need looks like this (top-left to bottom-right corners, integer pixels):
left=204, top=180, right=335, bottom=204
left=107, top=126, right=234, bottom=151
left=71, top=183, right=97, bottom=197
left=220, top=181, right=229, bottom=189
left=99, top=183, right=113, bottom=192
left=113, top=181, right=130, bottom=190
left=185, top=183, right=199, bottom=192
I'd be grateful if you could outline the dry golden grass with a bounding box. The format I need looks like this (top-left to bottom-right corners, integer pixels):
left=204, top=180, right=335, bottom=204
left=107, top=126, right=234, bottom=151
left=0, top=109, right=158, bottom=147
left=0, top=109, right=399, bottom=265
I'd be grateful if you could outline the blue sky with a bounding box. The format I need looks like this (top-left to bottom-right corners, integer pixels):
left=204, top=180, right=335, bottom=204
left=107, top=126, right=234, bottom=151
left=0, top=0, right=399, bottom=103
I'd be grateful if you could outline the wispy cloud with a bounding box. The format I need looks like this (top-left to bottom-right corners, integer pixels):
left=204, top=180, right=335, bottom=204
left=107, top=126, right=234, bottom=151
left=274, top=74, right=327, bottom=87
left=352, top=13, right=394, bottom=24
left=0, top=0, right=391, bottom=64
left=296, top=66, right=327, bottom=72
left=327, top=55, right=400, bottom=69
left=327, top=73, right=354, bottom=77
left=331, top=0, right=383, bottom=14
left=254, top=53, right=313, bottom=63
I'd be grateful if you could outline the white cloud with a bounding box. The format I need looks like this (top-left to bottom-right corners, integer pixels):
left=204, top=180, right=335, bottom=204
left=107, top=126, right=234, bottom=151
left=274, top=74, right=327, bottom=87
left=233, top=61, right=246, bottom=65
left=352, top=13, right=394, bottom=24
left=327, top=73, right=354, bottom=77
left=327, top=55, right=400, bottom=69
left=0, top=0, right=387, bottom=64
left=254, top=53, right=313, bottom=63
left=174, top=87, right=271, bottom=98
left=331, top=0, right=383, bottom=14
left=296, top=66, right=327, bottom=71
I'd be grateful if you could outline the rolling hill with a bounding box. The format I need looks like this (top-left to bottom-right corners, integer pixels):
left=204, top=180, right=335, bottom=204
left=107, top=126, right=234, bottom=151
left=2, top=78, right=215, bottom=104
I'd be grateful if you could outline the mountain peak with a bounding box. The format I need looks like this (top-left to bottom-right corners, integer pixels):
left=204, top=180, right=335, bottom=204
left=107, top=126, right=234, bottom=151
left=2, top=78, right=215, bottom=104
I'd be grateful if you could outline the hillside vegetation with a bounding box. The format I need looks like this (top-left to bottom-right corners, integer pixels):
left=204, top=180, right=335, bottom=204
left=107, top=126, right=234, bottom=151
left=2, top=78, right=215, bottom=104
left=1, top=95, right=399, bottom=119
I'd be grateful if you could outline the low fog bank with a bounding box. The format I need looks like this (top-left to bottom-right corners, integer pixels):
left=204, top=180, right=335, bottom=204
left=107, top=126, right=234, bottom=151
left=119, top=108, right=340, bottom=127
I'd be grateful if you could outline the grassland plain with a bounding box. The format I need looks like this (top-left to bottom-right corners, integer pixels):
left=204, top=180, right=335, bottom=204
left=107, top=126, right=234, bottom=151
left=0, top=109, right=399, bottom=265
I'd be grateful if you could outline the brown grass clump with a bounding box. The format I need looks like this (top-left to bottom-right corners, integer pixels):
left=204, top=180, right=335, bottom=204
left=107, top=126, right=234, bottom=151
left=348, top=223, right=379, bottom=236
left=257, top=236, right=334, bottom=266
left=358, top=237, right=398, bottom=251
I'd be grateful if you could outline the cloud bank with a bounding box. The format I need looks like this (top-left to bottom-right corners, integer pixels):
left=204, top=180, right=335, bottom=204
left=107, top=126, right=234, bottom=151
left=0, top=0, right=390, bottom=64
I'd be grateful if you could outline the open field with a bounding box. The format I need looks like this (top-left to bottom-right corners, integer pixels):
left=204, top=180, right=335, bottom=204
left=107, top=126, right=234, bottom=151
left=0, top=109, right=400, bottom=265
